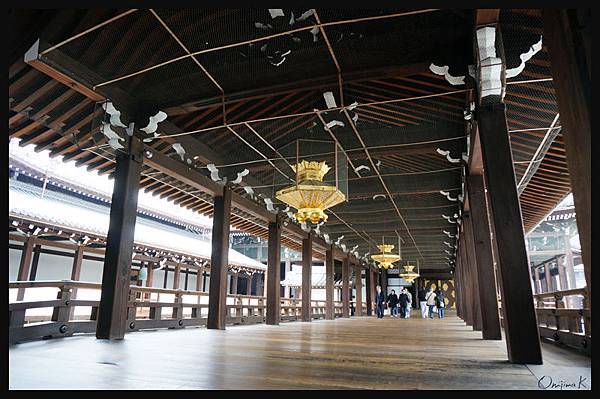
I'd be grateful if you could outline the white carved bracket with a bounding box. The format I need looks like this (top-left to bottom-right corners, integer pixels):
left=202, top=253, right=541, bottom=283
left=429, top=64, right=465, bottom=85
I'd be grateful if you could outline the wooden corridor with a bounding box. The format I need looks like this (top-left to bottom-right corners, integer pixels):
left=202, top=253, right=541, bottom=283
left=9, top=311, right=590, bottom=390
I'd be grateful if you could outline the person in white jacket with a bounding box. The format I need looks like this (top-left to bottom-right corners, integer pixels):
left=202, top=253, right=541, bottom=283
left=403, top=288, right=412, bottom=318
left=425, top=288, right=437, bottom=319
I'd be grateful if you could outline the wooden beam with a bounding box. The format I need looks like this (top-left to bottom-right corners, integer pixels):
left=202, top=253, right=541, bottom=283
left=477, top=103, right=542, bottom=364
left=467, top=174, right=501, bottom=339
left=542, top=9, right=591, bottom=308
left=475, top=9, right=500, bottom=26
left=96, top=136, right=143, bottom=340
left=207, top=185, right=232, bottom=330
left=325, top=246, right=334, bottom=320
left=24, top=40, right=105, bottom=102
left=301, top=233, right=313, bottom=322
left=342, top=257, right=350, bottom=318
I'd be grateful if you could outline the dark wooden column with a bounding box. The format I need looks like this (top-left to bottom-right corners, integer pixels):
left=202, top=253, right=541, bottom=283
left=301, top=233, right=313, bottom=322
left=459, top=236, right=473, bottom=326
left=478, top=103, right=542, bottom=364
left=365, top=269, right=373, bottom=316
left=342, top=257, right=350, bottom=318
left=231, top=272, right=238, bottom=295
left=173, top=264, right=181, bottom=289
left=464, top=213, right=483, bottom=332
left=354, top=266, right=363, bottom=316
left=16, top=236, right=36, bottom=301
left=96, top=136, right=143, bottom=340
left=544, top=263, right=554, bottom=293
left=380, top=268, right=388, bottom=297
left=467, top=175, right=502, bottom=339
left=207, top=185, right=232, bottom=330
left=246, top=274, right=253, bottom=295
left=144, top=263, right=154, bottom=300
left=454, top=267, right=463, bottom=319
left=68, top=245, right=85, bottom=319
left=28, top=244, right=41, bottom=281
left=266, top=219, right=281, bottom=325
left=325, top=246, right=334, bottom=320
left=543, top=9, right=591, bottom=307
left=196, top=268, right=204, bottom=291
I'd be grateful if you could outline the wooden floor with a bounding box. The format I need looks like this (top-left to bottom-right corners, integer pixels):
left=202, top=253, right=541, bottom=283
left=9, top=311, right=591, bottom=390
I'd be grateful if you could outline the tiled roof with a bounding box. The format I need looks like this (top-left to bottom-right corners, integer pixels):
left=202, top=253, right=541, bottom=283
left=9, top=180, right=266, bottom=270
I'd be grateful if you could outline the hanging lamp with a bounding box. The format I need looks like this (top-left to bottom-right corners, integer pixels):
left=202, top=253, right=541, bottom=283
left=399, top=263, right=420, bottom=283
left=275, top=160, right=345, bottom=224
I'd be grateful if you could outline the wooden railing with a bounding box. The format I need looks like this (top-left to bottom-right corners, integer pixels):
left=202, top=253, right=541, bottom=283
left=533, top=287, right=591, bottom=354
left=9, top=280, right=269, bottom=344
left=9, top=280, right=352, bottom=344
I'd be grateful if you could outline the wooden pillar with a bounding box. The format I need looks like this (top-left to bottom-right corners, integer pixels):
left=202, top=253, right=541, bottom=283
left=163, top=268, right=169, bottom=289
left=458, top=237, right=472, bottom=326
left=467, top=175, right=502, bottom=339
left=68, top=245, right=85, bottom=319
left=533, top=267, right=541, bottom=294
left=16, top=237, right=36, bottom=301
left=544, top=263, right=554, bottom=293
left=464, top=214, right=482, bottom=331
left=380, top=268, right=388, bottom=297
left=231, top=272, right=238, bottom=295
left=173, top=264, right=181, bottom=289
left=325, top=246, right=334, bottom=320
left=266, top=219, right=281, bottom=325
left=144, top=263, right=154, bottom=300
left=543, top=9, right=591, bottom=307
left=354, top=266, right=363, bottom=316
left=28, top=244, right=41, bottom=281
left=246, top=274, right=253, bottom=296
left=365, top=269, right=373, bottom=316
left=207, top=185, right=232, bottom=330
left=195, top=268, right=203, bottom=292
left=454, top=268, right=462, bottom=319
left=96, top=136, right=143, bottom=340
left=184, top=268, right=189, bottom=291
left=477, top=103, right=542, bottom=364
left=301, top=233, right=313, bottom=322
left=341, top=257, right=350, bottom=318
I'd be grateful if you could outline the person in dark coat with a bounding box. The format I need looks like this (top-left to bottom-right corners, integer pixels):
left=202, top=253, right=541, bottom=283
left=375, top=285, right=386, bottom=318
left=387, top=289, right=399, bottom=317
left=398, top=289, right=409, bottom=319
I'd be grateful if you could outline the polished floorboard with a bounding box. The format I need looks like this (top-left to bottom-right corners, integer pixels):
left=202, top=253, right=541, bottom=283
left=9, top=311, right=591, bottom=390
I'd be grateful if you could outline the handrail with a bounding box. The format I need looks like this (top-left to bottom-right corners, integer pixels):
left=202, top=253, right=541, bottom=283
left=533, top=287, right=587, bottom=299
left=8, top=280, right=356, bottom=344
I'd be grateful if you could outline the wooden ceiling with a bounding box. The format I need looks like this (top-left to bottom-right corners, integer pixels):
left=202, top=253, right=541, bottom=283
left=8, top=9, right=571, bottom=272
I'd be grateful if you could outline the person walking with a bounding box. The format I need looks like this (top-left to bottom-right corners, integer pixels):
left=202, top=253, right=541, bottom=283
left=387, top=289, right=399, bottom=317
left=436, top=289, right=446, bottom=319
left=375, top=285, right=386, bottom=319
left=398, top=288, right=409, bottom=319
left=425, top=287, right=437, bottom=319
left=418, top=286, right=428, bottom=319
left=404, top=287, right=413, bottom=318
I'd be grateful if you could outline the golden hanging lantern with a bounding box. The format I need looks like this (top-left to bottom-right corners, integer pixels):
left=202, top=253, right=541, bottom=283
left=399, top=263, right=420, bottom=283
left=370, top=244, right=401, bottom=269
left=275, top=160, right=346, bottom=224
